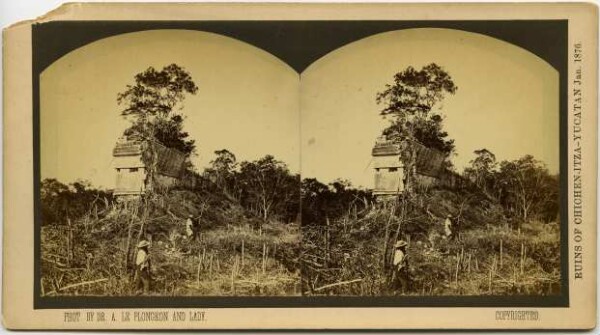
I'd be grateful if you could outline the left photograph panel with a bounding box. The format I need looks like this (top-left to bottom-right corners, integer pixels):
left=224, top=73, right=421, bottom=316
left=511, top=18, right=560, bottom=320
left=39, top=29, right=302, bottom=297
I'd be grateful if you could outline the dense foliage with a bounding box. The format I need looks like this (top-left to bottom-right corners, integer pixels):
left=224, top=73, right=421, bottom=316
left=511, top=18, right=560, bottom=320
left=376, top=63, right=457, bottom=156
left=301, top=178, right=374, bottom=227
left=463, top=151, right=559, bottom=223
left=40, top=179, right=113, bottom=226
left=118, top=64, right=198, bottom=156
left=203, top=151, right=300, bottom=223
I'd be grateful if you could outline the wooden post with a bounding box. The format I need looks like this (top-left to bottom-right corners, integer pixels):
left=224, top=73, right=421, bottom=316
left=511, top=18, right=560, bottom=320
left=382, top=202, right=395, bottom=269
left=135, top=199, right=148, bottom=253
left=455, top=253, right=460, bottom=288
left=265, top=245, right=269, bottom=272
left=488, top=262, right=493, bottom=294
left=499, top=239, right=503, bottom=269
left=66, top=217, right=73, bottom=267
left=196, top=252, right=202, bottom=287
left=325, top=217, right=330, bottom=268
left=262, top=243, right=266, bottom=274
left=124, top=205, right=137, bottom=272
left=231, top=256, right=237, bottom=294
left=241, top=240, right=245, bottom=270
left=467, top=253, right=471, bottom=273
left=520, top=242, right=524, bottom=274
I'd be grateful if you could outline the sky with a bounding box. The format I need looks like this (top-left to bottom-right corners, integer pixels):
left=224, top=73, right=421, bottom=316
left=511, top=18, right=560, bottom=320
left=41, top=30, right=300, bottom=188
left=300, top=28, right=558, bottom=188
left=41, top=28, right=558, bottom=190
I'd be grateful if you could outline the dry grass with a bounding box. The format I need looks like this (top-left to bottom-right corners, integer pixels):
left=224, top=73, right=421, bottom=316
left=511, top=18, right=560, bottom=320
left=40, top=190, right=301, bottom=297
left=301, top=188, right=561, bottom=297
left=408, top=221, right=560, bottom=296
left=41, top=186, right=559, bottom=298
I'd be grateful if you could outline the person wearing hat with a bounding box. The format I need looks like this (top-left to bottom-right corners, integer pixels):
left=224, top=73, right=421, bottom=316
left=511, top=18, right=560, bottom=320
left=391, top=239, right=410, bottom=292
left=134, top=240, right=152, bottom=294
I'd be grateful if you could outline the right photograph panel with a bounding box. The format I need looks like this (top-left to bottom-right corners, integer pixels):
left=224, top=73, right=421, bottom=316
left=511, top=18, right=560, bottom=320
left=300, top=28, right=559, bottom=296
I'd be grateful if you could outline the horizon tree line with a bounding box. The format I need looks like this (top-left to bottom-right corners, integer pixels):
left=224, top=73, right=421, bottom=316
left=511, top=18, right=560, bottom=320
left=40, top=62, right=559, bottom=227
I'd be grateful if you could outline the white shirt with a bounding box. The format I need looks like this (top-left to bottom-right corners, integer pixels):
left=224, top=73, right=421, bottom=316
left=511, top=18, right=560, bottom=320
left=444, top=218, right=453, bottom=236
left=136, top=249, right=148, bottom=268
left=393, top=249, right=406, bottom=269
left=185, top=218, right=194, bottom=236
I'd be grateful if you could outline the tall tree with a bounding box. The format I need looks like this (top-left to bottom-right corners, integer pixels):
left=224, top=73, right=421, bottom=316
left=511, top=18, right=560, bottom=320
left=496, top=155, right=558, bottom=222
left=301, top=178, right=373, bottom=227
left=238, top=155, right=300, bottom=223
left=123, top=114, right=195, bottom=155
left=464, top=148, right=498, bottom=195
left=117, top=64, right=198, bottom=190
left=205, top=149, right=238, bottom=196
left=376, top=63, right=457, bottom=155
left=210, top=149, right=238, bottom=173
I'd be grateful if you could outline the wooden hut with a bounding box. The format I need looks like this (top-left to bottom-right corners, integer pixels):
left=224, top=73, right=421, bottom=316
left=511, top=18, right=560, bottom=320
left=371, top=137, right=446, bottom=196
left=112, top=137, right=186, bottom=196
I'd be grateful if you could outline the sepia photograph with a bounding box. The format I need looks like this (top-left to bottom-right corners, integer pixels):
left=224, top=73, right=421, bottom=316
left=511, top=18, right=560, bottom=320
left=39, top=26, right=561, bottom=299
left=40, top=30, right=301, bottom=297
left=300, top=28, right=560, bottom=296
left=3, top=2, right=597, bottom=330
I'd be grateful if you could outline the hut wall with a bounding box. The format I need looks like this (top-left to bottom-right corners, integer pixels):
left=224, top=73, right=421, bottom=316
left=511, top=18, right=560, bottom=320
left=114, top=166, right=146, bottom=195
left=113, top=139, right=186, bottom=196
left=371, top=139, right=463, bottom=195
left=373, top=155, right=405, bottom=195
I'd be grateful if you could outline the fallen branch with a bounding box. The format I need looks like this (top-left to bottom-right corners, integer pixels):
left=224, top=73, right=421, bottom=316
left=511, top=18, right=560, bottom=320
left=313, top=278, right=362, bottom=292
left=54, top=267, right=87, bottom=272
left=42, top=257, right=67, bottom=267
left=57, top=278, right=108, bottom=292
left=301, top=259, right=324, bottom=268
left=44, top=253, right=68, bottom=260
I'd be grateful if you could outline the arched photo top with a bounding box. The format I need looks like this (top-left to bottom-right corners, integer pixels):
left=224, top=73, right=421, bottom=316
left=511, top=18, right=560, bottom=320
left=40, top=29, right=300, bottom=189
left=302, top=27, right=557, bottom=75
left=33, top=21, right=566, bottom=74
left=40, top=28, right=298, bottom=76
left=300, top=28, right=558, bottom=188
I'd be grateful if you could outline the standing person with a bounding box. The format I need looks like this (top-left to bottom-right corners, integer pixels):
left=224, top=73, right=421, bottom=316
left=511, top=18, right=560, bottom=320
left=185, top=214, right=194, bottom=239
left=134, top=240, right=152, bottom=294
left=391, top=240, right=410, bottom=293
left=191, top=215, right=201, bottom=241
left=443, top=214, right=454, bottom=240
